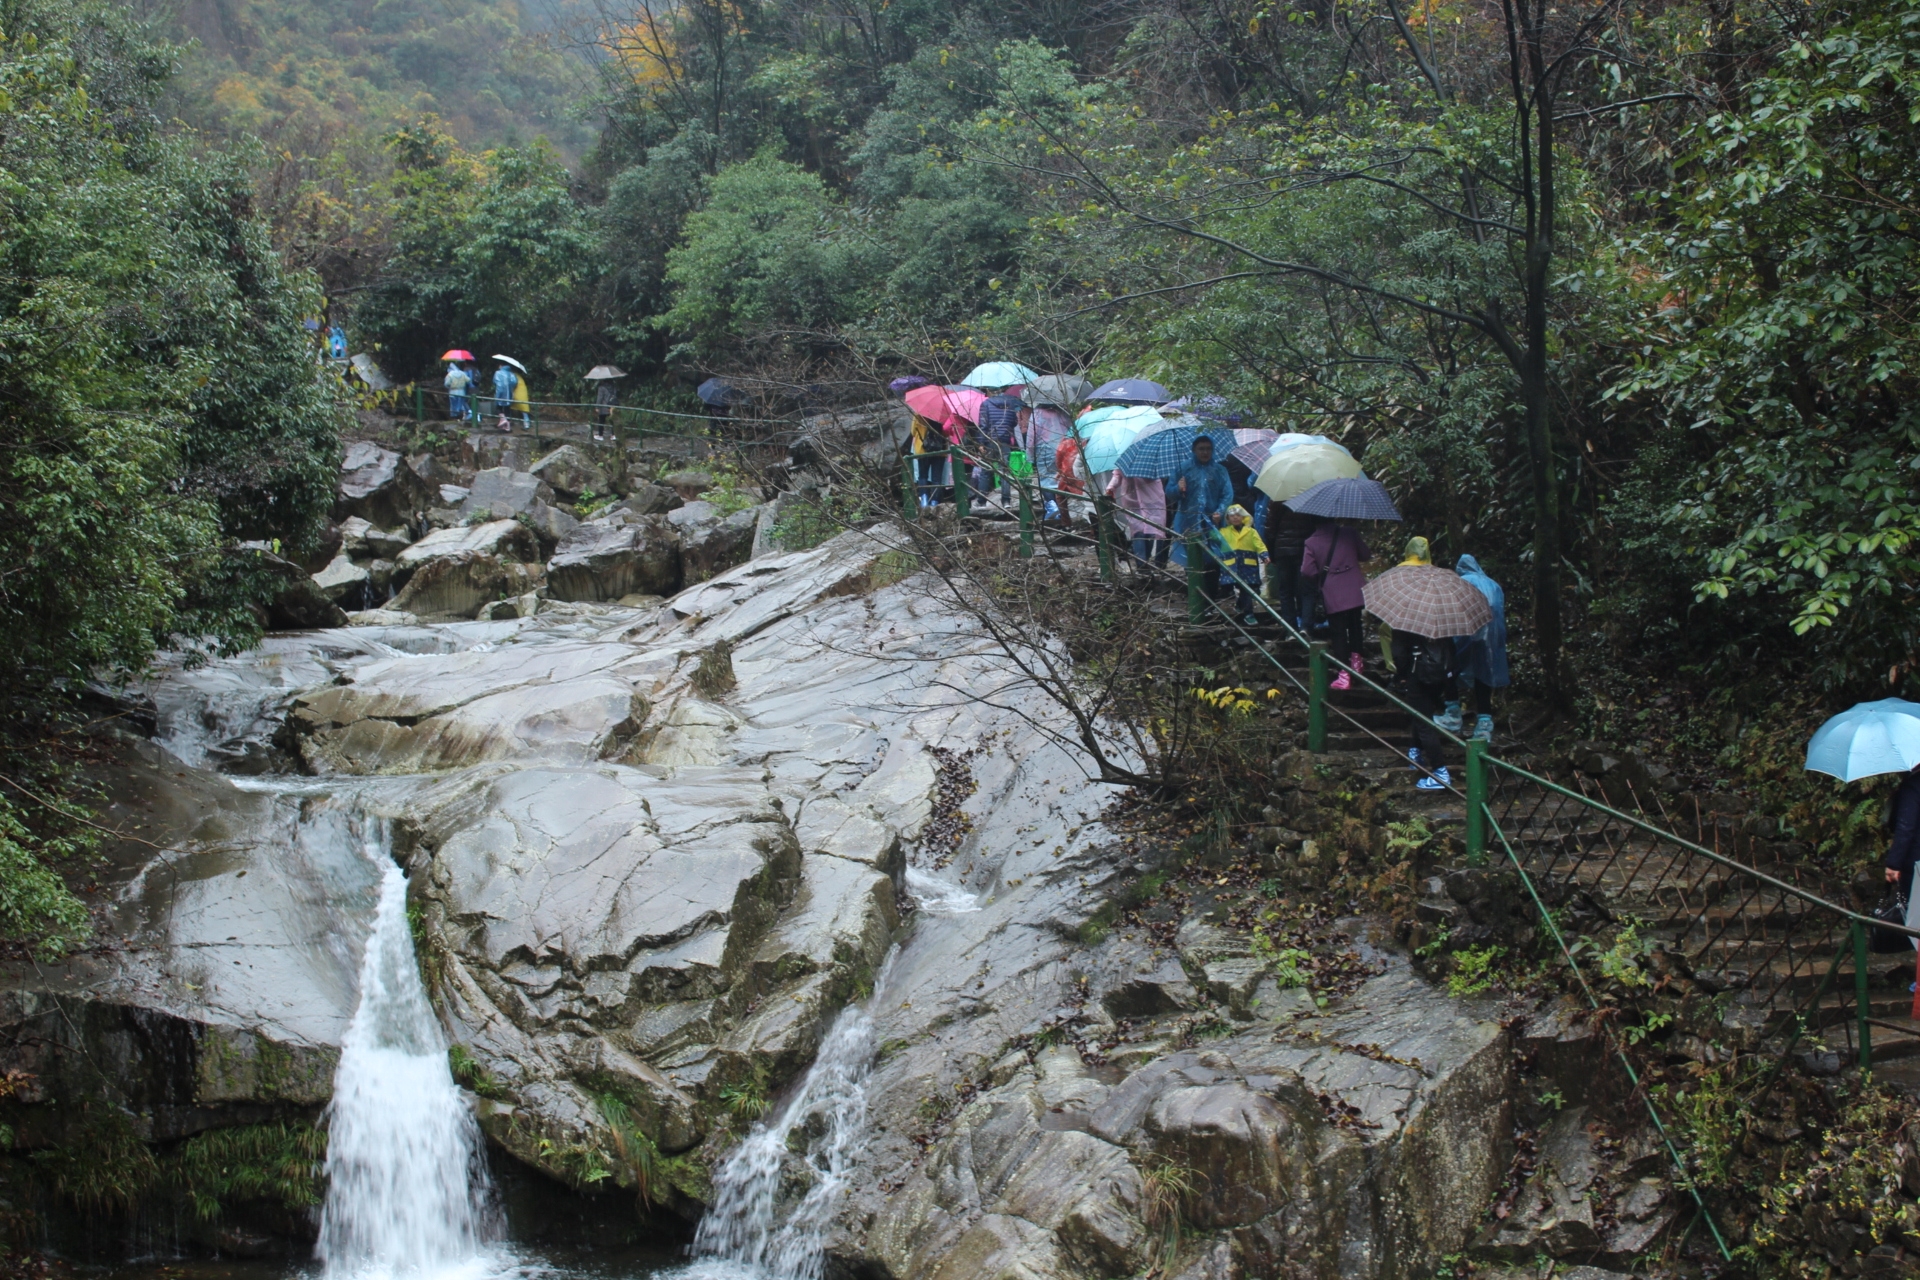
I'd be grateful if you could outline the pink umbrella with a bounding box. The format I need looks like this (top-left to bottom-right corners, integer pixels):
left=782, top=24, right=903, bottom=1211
left=1228, top=429, right=1280, bottom=469
left=904, top=385, right=985, bottom=444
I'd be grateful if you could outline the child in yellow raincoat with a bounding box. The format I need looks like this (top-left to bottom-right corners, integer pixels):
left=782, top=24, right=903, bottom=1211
left=1216, top=504, right=1269, bottom=623
left=511, top=373, right=532, bottom=432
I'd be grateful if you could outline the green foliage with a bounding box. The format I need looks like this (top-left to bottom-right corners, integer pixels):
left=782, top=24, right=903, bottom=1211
left=32, top=1107, right=159, bottom=1213
left=1594, top=923, right=1654, bottom=991
left=1445, top=945, right=1504, bottom=998
left=176, top=1122, right=326, bottom=1222
left=447, top=1044, right=505, bottom=1099
left=660, top=155, right=881, bottom=357
left=1607, top=0, right=1920, bottom=680
left=160, top=0, right=591, bottom=157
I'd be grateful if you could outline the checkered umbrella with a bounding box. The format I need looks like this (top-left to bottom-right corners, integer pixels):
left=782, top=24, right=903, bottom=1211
left=1113, top=417, right=1240, bottom=479
left=1284, top=476, right=1402, bottom=522
left=1226, top=429, right=1278, bottom=469
left=1364, top=564, right=1493, bottom=638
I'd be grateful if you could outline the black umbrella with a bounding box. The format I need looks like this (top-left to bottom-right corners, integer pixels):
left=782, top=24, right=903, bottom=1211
left=697, top=377, right=744, bottom=406
left=1283, top=476, right=1402, bottom=522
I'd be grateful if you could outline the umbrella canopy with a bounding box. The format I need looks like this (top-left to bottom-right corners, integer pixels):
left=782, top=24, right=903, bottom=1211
left=1285, top=476, right=1402, bottom=522
left=697, top=377, right=744, bottom=406
left=492, top=354, right=528, bottom=374
left=960, top=361, right=1040, bottom=389
left=1030, top=373, right=1094, bottom=408
left=904, top=385, right=985, bottom=429
left=1253, top=442, right=1363, bottom=501
left=1114, top=419, right=1241, bottom=480
left=441, top=349, right=475, bottom=362
left=1805, top=700, right=1920, bottom=781
left=888, top=375, right=931, bottom=396
left=1088, top=378, right=1171, bottom=405
left=585, top=365, right=626, bottom=381
left=1075, top=405, right=1164, bottom=473
left=1227, top=430, right=1280, bottom=469
left=1365, top=565, right=1493, bottom=638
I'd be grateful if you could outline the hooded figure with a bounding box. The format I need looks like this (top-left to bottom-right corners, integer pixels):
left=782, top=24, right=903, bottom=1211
left=1434, top=552, right=1508, bottom=743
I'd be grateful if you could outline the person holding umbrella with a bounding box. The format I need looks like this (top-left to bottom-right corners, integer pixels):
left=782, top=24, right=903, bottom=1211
left=1106, top=466, right=1169, bottom=574
left=442, top=351, right=474, bottom=422
left=492, top=361, right=519, bottom=433
left=1363, top=540, right=1494, bottom=789
left=1169, top=436, right=1233, bottom=589
left=972, top=383, right=1027, bottom=507
left=1805, top=702, right=1920, bottom=989
left=1301, top=518, right=1371, bottom=689
left=586, top=366, right=625, bottom=441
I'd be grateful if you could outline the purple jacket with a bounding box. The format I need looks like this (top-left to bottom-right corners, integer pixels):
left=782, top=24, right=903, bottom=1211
left=1301, top=523, right=1370, bottom=613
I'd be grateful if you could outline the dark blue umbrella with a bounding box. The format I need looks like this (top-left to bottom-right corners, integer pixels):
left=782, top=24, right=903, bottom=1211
left=1089, top=378, right=1171, bottom=405
left=698, top=377, right=744, bottom=406
left=1283, top=476, right=1402, bottom=521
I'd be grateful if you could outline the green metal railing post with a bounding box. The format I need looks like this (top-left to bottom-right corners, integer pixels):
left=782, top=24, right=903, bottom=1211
left=1092, top=495, right=1116, bottom=583
left=1853, top=920, right=1872, bottom=1073
left=1186, top=535, right=1205, bottom=624
left=1465, top=739, right=1488, bottom=866
left=902, top=455, right=920, bottom=521
left=1308, top=641, right=1329, bottom=753
left=1018, top=484, right=1034, bottom=557
left=953, top=449, right=970, bottom=520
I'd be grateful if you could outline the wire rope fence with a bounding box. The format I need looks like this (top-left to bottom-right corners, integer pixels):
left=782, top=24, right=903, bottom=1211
left=889, top=443, right=1920, bottom=1260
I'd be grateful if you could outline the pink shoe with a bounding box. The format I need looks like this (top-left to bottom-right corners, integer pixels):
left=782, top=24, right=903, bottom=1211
left=1330, top=669, right=1352, bottom=691
left=1349, top=653, right=1365, bottom=674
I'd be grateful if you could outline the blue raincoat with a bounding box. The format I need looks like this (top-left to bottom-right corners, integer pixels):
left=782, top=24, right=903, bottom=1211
left=1452, top=554, right=1509, bottom=687
left=1167, top=456, right=1233, bottom=566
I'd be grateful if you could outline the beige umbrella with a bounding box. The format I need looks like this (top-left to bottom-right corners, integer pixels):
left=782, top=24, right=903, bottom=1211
left=1253, top=442, right=1362, bottom=501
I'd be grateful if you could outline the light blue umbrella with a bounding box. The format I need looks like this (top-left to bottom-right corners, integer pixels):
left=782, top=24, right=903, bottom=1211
left=1266, top=432, right=1350, bottom=458
left=1805, top=699, right=1920, bottom=781
left=1075, top=405, right=1163, bottom=473
left=1113, top=417, right=1240, bottom=480
left=961, top=361, right=1040, bottom=389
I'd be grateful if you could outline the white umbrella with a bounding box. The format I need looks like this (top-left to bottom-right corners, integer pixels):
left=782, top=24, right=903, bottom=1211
left=585, top=365, right=626, bottom=380
left=492, top=354, right=528, bottom=374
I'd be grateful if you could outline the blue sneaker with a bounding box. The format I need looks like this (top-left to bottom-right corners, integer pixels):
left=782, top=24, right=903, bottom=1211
left=1407, top=748, right=1421, bottom=771
left=1416, top=767, right=1452, bottom=792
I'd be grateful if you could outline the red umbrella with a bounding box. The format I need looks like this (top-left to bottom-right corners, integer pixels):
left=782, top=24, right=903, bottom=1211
left=441, top=349, right=474, bottom=362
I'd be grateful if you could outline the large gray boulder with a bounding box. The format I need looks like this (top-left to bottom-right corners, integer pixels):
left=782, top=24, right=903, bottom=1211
left=460, top=467, right=554, bottom=520
left=395, top=519, right=541, bottom=572
left=336, top=441, right=432, bottom=530
left=680, top=507, right=762, bottom=585
left=530, top=445, right=614, bottom=501
left=388, top=552, right=541, bottom=621
left=311, top=554, right=371, bottom=603
left=545, top=517, right=680, bottom=602
left=523, top=501, right=580, bottom=554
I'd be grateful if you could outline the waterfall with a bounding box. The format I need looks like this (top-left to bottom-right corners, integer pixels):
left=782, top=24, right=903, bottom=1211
left=319, top=854, right=494, bottom=1280
left=677, top=1002, right=879, bottom=1280
left=904, top=865, right=981, bottom=915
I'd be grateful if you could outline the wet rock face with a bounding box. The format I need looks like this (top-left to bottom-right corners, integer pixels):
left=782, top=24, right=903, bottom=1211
left=545, top=517, right=681, bottom=602
left=336, top=441, right=432, bottom=530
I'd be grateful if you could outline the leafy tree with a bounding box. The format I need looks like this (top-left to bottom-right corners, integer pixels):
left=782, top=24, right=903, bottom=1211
left=0, top=0, right=346, bottom=953
left=1607, top=0, right=1920, bottom=684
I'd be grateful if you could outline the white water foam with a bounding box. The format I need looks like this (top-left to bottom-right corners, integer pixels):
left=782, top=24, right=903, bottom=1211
left=667, top=1001, right=879, bottom=1280
left=905, top=864, right=982, bottom=915
left=319, top=852, right=496, bottom=1280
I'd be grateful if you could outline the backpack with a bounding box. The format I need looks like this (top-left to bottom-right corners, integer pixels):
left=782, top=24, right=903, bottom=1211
left=1411, top=638, right=1448, bottom=685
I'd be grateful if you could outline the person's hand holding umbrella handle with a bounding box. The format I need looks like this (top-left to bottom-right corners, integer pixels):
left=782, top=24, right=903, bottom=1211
left=1890, top=866, right=1902, bottom=884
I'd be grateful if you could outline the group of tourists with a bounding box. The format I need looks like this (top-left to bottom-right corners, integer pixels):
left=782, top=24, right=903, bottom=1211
left=896, top=369, right=1511, bottom=792
left=443, top=357, right=533, bottom=433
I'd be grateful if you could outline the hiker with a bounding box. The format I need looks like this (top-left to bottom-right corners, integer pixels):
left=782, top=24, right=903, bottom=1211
left=594, top=380, right=618, bottom=440
left=1217, top=504, right=1269, bottom=622
left=1106, top=466, right=1169, bottom=572
left=1393, top=625, right=1456, bottom=791
left=492, top=364, right=518, bottom=432
left=511, top=369, right=532, bottom=432
left=1883, top=766, right=1920, bottom=953
left=910, top=412, right=950, bottom=508
left=445, top=362, right=471, bottom=422
left=1169, top=437, right=1233, bottom=594
left=1264, top=499, right=1321, bottom=633
left=1301, top=518, right=1369, bottom=689
left=972, top=384, right=1026, bottom=506
left=1025, top=397, right=1073, bottom=496
left=1438, top=553, right=1508, bottom=743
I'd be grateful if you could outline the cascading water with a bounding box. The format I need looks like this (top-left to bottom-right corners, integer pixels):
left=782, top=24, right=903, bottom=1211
left=674, top=998, right=881, bottom=1280
left=319, top=849, right=494, bottom=1279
